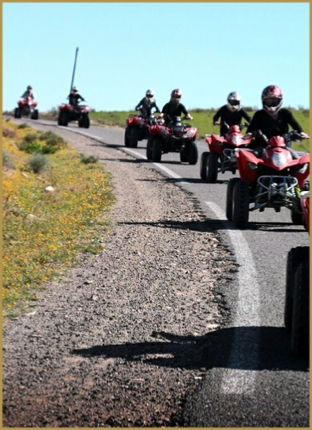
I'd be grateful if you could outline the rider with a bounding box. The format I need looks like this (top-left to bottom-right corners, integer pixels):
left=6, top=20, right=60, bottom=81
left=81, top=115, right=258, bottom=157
left=212, top=92, right=251, bottom=136
left=245, top=85, right=308, bottom=158
left=161, top=89, right=193, bottom=125
left=135, top=89, right=161, bottom=117
left=67, top=86, right=85, bottom=106
left=21, top=85, right=35, bottom=100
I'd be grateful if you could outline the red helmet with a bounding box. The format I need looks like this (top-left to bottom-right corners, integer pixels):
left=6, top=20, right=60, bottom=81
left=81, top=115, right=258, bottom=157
left=261, top=85, right=283, bottom=114
left=171, top=88, right=182, bottom=104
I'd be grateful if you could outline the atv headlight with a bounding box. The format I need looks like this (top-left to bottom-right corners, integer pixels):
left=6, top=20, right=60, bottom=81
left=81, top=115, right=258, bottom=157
left=272, top=153, right=287, bottom=168
left=231, top=136, right=241, bottom=145
left=298, top=163, right=308, bottom=174
left=161, top=128, right=170, bottom=137
left=248, top=162, right=258, bottom=170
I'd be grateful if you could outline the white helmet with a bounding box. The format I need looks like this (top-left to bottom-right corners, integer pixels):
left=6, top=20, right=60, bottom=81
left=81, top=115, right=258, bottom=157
left=227, top=92, right=242, bottom=112
left=72, top=86, right=79, bottom=93
left=146, top=89, right=155, bottom=98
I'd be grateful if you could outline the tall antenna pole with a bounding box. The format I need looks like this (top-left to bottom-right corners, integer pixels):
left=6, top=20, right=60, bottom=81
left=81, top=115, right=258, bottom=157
left=70, top=47, right=79, bottom=93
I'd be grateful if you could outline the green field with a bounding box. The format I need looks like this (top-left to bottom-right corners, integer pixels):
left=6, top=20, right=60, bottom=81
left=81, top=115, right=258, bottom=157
left=89, top=108, right=310, bottom=152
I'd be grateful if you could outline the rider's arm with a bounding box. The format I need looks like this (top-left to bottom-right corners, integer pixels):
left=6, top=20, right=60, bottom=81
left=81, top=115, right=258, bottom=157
left=241, top=108, right=252, bottom=124
left=213, top=106, right=223, bottom=124
left=284, top=109, right=304, bottom=133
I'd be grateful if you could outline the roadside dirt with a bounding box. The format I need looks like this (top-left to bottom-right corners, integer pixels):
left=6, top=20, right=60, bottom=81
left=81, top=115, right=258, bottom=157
left=3, top=125, right=238, bottom=427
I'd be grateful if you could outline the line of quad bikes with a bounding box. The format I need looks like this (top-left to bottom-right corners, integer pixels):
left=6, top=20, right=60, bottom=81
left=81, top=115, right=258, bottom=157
left=13, top=98, right=309, bottom=359
left=124, top=111, right=310, bottom=360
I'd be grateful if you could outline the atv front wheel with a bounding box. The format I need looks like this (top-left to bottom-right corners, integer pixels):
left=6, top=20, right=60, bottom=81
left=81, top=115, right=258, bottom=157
left=31, top=109, right=39, bottom=120
left=188, top=141, right=198, bottom=165
left=82, top=114, right=90, bottom=129
left=146, top=137, right=153, bottom=160
left=232, top=180, right=249, bottom=228
left=152, top=138, right=162, bottom=162
left=130, top=127, right=139, bottom=148
left=284, top=246, right=309, bottom=331
left=290, top=209, right=304, bottom=226
left=207, top=152, right=219, bottom=183
left=291, top=258, right=309, bottom=359
left=62, top=112, right=69, bottom=126
left=226, top=178, right=240, bottom=221
left=200, top=152, right=209, bottom=180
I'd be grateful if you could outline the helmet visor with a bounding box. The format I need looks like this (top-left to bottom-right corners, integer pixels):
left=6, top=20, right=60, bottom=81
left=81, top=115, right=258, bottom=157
left=229, top=100, right=240, bottom=106
left=172, top=94, right=181, bottom=99
left=146, top=94, right=153, bottom=98
left=264, top=97, right=281, bottom=107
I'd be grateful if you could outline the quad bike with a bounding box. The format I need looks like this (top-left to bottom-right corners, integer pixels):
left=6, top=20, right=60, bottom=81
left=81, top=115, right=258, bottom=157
left=284, top=190, right=309, bottom=359
left=57, top=102, right=90, bottom=128
left=14, top=96, right=39, bottom=120
left=226, top=130, right=310, bottom=229
left=200, top=121, right=251, bottom=182
left=124, top=112, right=164, bottom=148
left=147, top=116, right=198, bottom=164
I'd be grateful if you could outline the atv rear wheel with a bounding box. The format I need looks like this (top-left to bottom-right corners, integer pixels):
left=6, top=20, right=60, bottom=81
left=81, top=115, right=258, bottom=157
left=62, top=112, right=69, bottom=126
left=200, top=152, right=209, bottom=180
left=14, top=108, right=21, bottom=119
left=31, top=109, right=39, bottom=120
left=232, top=180, right=249, bottom=228
left=124, top=126, right=131, bottom=147
left=226, top=178, right=240, bottom=221
left=130, top=127, right=139, bottom=148
left=57, top=112, right=63, bottom=125
left=291, top=259, right=309, bottom=359
left=290, top=209, right=304, bottom=226
left=207, top=152, right=219, bottom=183
left=188, top=141, right=198, bottom=165
left=284, top=246, right=309, bottom=331
left=152, top=138, right=162, bottom=162
left=146, top=137, right=153, bottom=160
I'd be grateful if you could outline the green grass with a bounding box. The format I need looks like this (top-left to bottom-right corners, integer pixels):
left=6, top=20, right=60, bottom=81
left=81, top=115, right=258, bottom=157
left=89, top=108, right=310, bottom=152
left=2, top=120, right=116, bottom=318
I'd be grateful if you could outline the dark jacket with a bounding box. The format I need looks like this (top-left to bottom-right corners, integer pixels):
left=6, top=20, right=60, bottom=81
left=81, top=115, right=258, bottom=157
left=161, top=102, right=189, bottom=123
left=135, top=97, right=160, bottom=116
left=247, top=108, right=304, bottom=151
left=213, top=105, right=251, bottom=135
left=68, top=93, right=85, bottom=106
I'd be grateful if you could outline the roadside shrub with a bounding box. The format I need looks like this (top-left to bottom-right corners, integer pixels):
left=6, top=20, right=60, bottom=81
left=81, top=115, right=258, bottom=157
left=80, top=154, right=99, bottom=164
left=26, top=153, right=49, bottom=173
left=2, top=126, right=17, bottom=138
left=17, top=123, right=29, bottom=129
left=2, top=148, right=15, bottom=169
left=38, top=131, right=67, bottom=150
left=21, top=141, right=44, bottom=154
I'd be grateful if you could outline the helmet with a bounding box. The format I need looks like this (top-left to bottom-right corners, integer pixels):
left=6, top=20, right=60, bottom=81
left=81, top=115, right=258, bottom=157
left=262, top=85, right=283, bottom=114
left=146, top=89, right=155, bottom=98
left=72, top=86, right=79, bottom=93
left=171, top=89, right=182, bottom=104
left=27, top=85, right=33, bottom=90
left=227, top=92, right=242, bottom=112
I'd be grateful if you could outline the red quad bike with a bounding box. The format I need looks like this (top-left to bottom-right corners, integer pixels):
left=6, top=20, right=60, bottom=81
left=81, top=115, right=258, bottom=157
left=284, top=190, right=309, bottom=359
left=200, top=121, right=251, bottom=182
left=14, top=96, right=39, bottom=120
left=147, top=116, right=198, bottom=164
left=124, top=113, right=164, bottom=148
left=226, top=130, right=310, bottom=229
left=57, top=102, right=90, bottom=128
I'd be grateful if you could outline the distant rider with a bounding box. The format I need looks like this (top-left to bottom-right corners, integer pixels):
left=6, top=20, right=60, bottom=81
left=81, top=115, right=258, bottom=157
left=245, top=85, right=308, bottom=158
left=135, top=89, right=161, bottom=117
left=213, top=92, right=251, bottom=136
left=161, top=89, right=193, bottom=125
left=67, top=86, right=85, bottom=106
left=22, top=85, right=35, bottom=100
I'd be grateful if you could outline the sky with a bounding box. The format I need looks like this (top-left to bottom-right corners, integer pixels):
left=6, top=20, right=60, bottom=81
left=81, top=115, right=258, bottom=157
left=2, top=2, right=310, bottom=113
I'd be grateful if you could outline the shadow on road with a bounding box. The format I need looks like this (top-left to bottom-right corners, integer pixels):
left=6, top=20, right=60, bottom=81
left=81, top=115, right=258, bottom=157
left=72, top=326, right=308, bottom=372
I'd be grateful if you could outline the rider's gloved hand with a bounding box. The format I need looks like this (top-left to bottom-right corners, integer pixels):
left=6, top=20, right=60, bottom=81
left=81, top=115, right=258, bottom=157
left=186, top=114, right=193, bottom=120
left=213, top=121, right=220, bottom=126
left=243, top=132, right=252, bottom=140
left=300, top=132, right=309, bottom=139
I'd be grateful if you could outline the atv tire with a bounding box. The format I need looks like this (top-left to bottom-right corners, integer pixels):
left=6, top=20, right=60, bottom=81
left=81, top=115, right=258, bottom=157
left=232, top=180, right=249, bottom=228
left=14, top=108, right=21, bottom=119
left=188, top=141, right=198, bottom=165
left=226, top=178, right=240, bottom=221
left=152, top=137, right=162, bottom=162
left=284, top=246, right=309, bottom=331
left=82, top=114, right=90, bottom=129
left=290, top=209, right=304, bottom=226
left=207, top=152, right=219, bottom=183
left=146, top=137, right=153, bottom=160
left=62, top=112, right=69, bottom=126
left=291, top=259, right=309, bottom=359
left=200, top=152, right=209, bottom=181
left=124, top=126, right=131, bottom=147
left=130, top=127, right=139, bottom=148
left=31, top=109, right=39, bottom=120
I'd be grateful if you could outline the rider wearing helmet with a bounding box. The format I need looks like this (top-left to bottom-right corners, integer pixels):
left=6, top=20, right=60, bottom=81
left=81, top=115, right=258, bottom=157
left=135, top=89, right=161, bottom=117
left=67, top=86, right=85, bottom=106
left=21, top=85, right=35, bottom=100
left=213, top=92, right=251, bottom=136
left=161, top=89, right=193, bottom=124
left=246, top=85, right=308, bottom=157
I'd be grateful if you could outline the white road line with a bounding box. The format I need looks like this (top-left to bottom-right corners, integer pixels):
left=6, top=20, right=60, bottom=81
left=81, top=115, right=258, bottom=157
left=205, top=201, right=260, bottom=394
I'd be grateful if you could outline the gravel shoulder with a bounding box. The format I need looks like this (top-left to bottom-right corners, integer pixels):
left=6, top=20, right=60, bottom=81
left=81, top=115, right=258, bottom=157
left=3, top=126, right=238, bottom=427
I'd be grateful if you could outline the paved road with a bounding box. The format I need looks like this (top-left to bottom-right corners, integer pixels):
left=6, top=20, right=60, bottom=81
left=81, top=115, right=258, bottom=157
left=14, top=119, right=310, bottom=426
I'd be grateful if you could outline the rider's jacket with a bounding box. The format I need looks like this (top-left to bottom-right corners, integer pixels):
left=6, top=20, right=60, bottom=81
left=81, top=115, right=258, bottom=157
left=213, top=105, right=251, bottom=136
left=135, top=97, right=161, bottom=116
left=22, top=90, right=35, bottom=100
left=161, top=101, right=189, bottom=123
left=67, top=93, right=85, bottom=106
